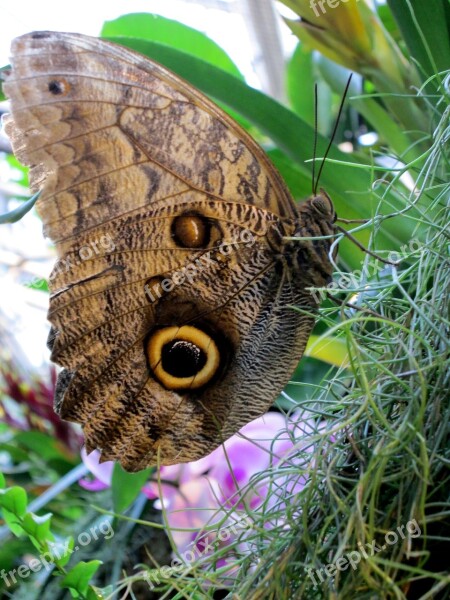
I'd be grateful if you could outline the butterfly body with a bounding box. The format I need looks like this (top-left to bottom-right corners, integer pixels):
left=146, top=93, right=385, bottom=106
left=4, top=32, right=336, bottom=471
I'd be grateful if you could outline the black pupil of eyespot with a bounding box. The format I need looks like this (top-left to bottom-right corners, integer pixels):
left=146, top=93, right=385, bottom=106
left=161, top=340, right=206, bottom=378
left=48, top=80, right=63, bottom=95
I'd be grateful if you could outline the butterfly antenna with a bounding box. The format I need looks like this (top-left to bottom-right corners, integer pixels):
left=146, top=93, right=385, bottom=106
left=336, top=224, right=399, bottom=265
left=312, top=83, right=319, bottom=195
left=313, top=73, right=353, bottom=195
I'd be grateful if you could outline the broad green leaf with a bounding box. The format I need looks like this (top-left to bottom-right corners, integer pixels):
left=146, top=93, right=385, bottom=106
left=266, top=148, right=311, bottom=200
left=102, top=13, right=243, bottom=79
left=287, top=44, right=315, bottom=124
left=111, top=464, right=153, bottom=513
left=86, top=587, right=104, bottom=600
left=15, top=431, right=67, bottom=461
left=0, top=486, right=28, bottom=516
left=316, top=55, right=423, bottom=163
left=0, top=472, right=5, bottom=488
left=287, top=45, right=334, bottom=137
left=21, top=512, right=53, bottom=547
left=49, top=536, right=75, bottom=568
left=1, top=506, right=24, bottom=536
left=376, top=2, right=402, bottom=38
left=279, top=357, right=337, bottom=406
left=61, top=560, right=102, bottom=596
left=305, top=335, right=349, bottom=368
left=387, top=0, right=450, bottom=82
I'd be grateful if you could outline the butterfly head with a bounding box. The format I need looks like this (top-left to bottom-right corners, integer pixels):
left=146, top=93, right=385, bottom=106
left=279, top=188, right=338, bottom=288
left=310, top=188, right=337, bottom=224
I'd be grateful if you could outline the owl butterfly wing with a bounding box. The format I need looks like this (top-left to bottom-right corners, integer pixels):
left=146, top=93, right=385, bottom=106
left=3, top=32, right=314, bottom=471
left=3, top=31, right=297, bottom=248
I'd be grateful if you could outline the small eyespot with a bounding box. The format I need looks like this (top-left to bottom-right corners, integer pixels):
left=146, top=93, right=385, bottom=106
left=146, top=325, right=221, bottom=390
left=171, top=213, right=210, bottom=248
left=48, top=79, right=71, bottom=96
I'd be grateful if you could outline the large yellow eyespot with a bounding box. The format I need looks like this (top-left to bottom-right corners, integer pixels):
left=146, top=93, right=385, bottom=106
left=146, top=325, right=221, bottom=390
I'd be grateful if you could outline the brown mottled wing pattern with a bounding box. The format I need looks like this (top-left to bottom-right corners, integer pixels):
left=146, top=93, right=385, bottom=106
left=3, top=32, right=329, bottom=471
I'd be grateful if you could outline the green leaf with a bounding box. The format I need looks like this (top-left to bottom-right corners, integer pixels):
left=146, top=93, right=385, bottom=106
left=287, top=44, right=315, bottom=124
left=316, top=54, right=423, bottom=163
left=6, top=153, right=30, bottom=187
left=102, top=13, right=243, bottom=79
left=25, top=278, right=49, bottom=292
left=0, top=64, right=10, bottom=100
left=21, top=512, right=53, bottom=547
left=0, top=442, right=30, bottom=463
left=0, top=486, right=28, bottom=517
left=376, top=2, right=403, bottom=39
left=280, top=357, right=337, bottom=406
left=0, top=192, right=39, bottom=224
left=266, top=148, right=311, bottom=199
left=1, top=506, right=24, bottom=536
left=287, top=45, right=334, bottom=137
left=61, top=560, right=102, bottom=596
left=49, top=536, right=75, bottom=568
left=305, top=334, right=349, bottom=368
left=0, top=472, right=5, bottom=489
left=86, top=587, right=104, bottom=600
left=15, top=431, right=67, bottom=461
left=387, top=0, right=450, bottom=81
left=111, top=463, right=153, bottom=513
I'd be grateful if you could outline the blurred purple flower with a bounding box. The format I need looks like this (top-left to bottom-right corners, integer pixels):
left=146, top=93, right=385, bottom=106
left=79, top=448, right=114, bottom=491
left=84, top=414, right=321, bottom=534
left=154, top=412, right=321, bottom=550
left=80, top=411, right=328, bottom=582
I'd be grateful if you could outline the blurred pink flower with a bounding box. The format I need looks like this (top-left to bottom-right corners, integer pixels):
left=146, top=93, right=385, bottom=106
left=144, top=412, right=322, bottom=555
left=80, top=411, right=327, bottom=580
left=79, top=448, right=114, bottom=491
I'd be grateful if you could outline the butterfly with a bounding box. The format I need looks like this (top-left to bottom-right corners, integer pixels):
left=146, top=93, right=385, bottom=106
left=3, top=32, right=337, bottom=471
